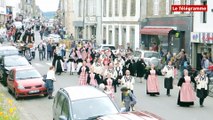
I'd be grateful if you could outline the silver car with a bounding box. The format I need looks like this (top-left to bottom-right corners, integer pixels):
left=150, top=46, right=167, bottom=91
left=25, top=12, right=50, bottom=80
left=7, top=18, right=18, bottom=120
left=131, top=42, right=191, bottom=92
left=133, top=50, right=162, bottom=69
left=53, top=86, right=119, bottom=120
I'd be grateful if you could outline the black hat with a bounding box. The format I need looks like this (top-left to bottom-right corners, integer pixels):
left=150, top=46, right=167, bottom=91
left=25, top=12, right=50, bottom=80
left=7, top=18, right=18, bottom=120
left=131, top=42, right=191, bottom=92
left=121, top=87, right=130, bottom=91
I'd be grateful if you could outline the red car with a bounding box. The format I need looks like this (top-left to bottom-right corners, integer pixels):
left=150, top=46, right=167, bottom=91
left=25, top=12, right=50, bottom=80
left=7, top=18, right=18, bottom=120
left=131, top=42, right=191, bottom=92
left=97, top=111, right=163, bottom=120
left=7, top=66, right=47, bottom=99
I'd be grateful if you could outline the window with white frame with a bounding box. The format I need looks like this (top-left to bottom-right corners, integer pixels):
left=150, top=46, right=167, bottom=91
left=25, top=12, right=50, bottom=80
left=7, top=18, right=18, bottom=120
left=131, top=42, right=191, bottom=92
left=87, top=0, right=96, bottom=16
left=173, top=0, right=181, bottom=14
left=130, top=27, right=135, bottom=49
left=78, top=0, right=82, bottom=17
left=92, top=0, right=96, bottom=16
left=103, top=0, right=107, bottom=17
left=153, top=0, right=159, bottom=15
left=115, top=28, right=119, bottom=47
left=0, top=0, right=5, bottom=7
left=184, top=0, right=191, bottom=14
left=109, top=0, right=112, bottom=17
left=103, top=26, right=107, bottom=39
left=166, top=0, right=170, bottom=15
left=130, top=0, right=136, bottom=16
left=115, top=0, right=119, bottom=16
left=122, top=0, right=127, bottom=16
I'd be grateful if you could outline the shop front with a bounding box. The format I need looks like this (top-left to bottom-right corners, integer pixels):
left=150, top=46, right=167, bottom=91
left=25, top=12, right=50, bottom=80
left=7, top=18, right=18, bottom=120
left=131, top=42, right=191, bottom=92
left=191, top=32, right=213, bottom=69
left=140, top=16, right=192, bottom=56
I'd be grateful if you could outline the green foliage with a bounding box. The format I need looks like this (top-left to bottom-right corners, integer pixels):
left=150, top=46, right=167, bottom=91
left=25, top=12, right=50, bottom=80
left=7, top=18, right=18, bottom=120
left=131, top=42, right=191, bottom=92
left=0, top=93, right=19, bottom=120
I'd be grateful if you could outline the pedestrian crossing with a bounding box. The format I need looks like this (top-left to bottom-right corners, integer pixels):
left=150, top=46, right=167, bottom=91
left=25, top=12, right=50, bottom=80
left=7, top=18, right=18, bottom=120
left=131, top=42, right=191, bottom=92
left=33, top=62, right=52, bottom=67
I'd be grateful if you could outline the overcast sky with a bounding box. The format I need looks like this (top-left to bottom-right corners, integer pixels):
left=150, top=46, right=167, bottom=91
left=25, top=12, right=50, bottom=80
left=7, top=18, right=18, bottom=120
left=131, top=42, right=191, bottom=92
left=35, top=0, right=59, bottom=12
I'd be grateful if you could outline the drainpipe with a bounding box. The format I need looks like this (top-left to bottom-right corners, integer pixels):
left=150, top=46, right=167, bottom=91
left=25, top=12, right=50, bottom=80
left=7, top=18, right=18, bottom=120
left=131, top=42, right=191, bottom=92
left=190, top=12, right=195, bottom=68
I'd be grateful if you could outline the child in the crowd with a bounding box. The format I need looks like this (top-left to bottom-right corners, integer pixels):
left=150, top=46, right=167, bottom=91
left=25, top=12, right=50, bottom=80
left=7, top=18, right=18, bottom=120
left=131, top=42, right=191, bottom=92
left=120, top=87, right=137, bottom=112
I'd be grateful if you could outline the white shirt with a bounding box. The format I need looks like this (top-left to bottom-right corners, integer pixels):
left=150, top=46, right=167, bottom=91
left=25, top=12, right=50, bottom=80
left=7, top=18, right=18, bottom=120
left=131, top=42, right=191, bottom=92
left=195, top=75, right=208, bottom=90
left=92, top=63, right=103, bottom=75
left=121, top=76, right=135, bottom=90
left=46, top=70, right=56, bottom=81
left=162, top=65, right=174, bottom=78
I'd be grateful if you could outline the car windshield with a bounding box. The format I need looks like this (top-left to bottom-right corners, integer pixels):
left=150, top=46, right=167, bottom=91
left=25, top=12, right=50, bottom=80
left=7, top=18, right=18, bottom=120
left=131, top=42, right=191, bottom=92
left=134, top=51, right=142, bottom=57
left=103, top=46, right=115, bottom=50
left=144, top=52, right=160, bottom=59
left=4, top=57, right=29, bottom=67
left=72, top=97, right=118, bottom=120
left=16, top=69, right=41, bottom=80
left=0, top=50, right=19, bottom=56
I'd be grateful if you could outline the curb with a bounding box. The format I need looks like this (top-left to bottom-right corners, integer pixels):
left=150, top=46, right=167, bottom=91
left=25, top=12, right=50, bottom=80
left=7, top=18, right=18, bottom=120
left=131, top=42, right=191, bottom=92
left=0, top=84, right=33, bottom=120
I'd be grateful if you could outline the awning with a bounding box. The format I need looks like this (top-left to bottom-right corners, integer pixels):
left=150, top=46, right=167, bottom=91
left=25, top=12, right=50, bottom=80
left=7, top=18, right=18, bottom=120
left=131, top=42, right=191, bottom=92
left=140, top=28, right=173, bottom=36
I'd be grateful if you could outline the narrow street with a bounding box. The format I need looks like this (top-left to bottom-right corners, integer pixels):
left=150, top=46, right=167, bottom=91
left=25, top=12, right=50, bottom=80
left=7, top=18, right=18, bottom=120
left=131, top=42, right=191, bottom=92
left=0, top=32, right=213, bottom=120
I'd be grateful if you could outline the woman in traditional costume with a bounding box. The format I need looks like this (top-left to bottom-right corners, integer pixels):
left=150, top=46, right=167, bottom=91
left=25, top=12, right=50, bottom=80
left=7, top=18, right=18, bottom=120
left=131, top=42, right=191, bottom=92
left=177, top=69, right=196, bottom=107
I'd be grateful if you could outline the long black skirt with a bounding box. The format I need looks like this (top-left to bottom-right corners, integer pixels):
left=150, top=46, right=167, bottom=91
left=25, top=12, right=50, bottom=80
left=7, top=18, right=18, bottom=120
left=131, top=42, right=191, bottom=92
left=56, top=60, right=63, bottom=73
left=197, top=88, right=208, bottom=99
left=164, top=77, right=173, bottom=89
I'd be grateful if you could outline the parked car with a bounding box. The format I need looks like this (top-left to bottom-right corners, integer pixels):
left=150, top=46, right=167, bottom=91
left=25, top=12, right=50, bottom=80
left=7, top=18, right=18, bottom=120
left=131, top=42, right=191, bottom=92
left=78, top=39, right=91, bottom=43
left=0, top=55, right=31, bottom=85
left=44, top=34, right=61, bottom=45
left=7, top=66, right=47, bottom=100
left=95, top=44, right=116, bottom=53
left=97, top=111, right=163, bottom=120
left=53, top=86, right=119, bottom=120
left=133, top=50, right=162, bottom=70
left=0, top=46, right=19, bottom=58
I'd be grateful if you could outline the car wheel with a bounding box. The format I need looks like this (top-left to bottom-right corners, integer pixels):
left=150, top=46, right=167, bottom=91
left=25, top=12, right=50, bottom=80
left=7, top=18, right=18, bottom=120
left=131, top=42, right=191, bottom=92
left=44, top=93, right=48, bottom=97
left=14, top=89, right=19, bottom=100
left=8, top=87, right=12, bottom=94
left=2, top=74, right=7, bottom=86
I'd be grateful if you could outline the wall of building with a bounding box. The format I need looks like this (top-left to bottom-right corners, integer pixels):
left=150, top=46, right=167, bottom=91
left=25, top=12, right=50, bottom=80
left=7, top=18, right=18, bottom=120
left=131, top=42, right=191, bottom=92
left=20, top=0, right=36, bottom=18
left=193, top=0, right=213, bottom=32
left=191, top=0, right=213, bottom=68
left=102, top=0, right=141, bottom=49
left=0, top=0, right=6, bottom=24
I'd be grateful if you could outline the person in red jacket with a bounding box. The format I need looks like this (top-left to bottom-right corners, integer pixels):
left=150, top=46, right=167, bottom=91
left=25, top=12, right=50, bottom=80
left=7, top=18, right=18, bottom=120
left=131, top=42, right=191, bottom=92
left=208, top=62, right=213, bottom=71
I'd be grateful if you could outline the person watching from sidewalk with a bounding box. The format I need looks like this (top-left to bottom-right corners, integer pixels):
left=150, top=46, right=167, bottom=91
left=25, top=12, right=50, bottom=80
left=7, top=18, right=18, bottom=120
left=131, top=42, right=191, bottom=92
left=45, top=66, right=56, bottom=99
left=201, top=55, right=210, bottom=72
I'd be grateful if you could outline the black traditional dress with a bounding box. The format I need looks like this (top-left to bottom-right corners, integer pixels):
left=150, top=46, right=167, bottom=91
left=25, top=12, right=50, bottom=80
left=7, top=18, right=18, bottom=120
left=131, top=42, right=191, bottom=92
left=136, top=59, right=146, bottom=77
left=55, top=56, right=65, bottom=75
left=177, top=76, right=196, bottom=107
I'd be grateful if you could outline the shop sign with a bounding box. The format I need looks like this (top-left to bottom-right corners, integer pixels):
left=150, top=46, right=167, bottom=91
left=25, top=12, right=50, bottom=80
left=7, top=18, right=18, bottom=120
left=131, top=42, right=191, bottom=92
left=191, top=32, right=213, bottom=44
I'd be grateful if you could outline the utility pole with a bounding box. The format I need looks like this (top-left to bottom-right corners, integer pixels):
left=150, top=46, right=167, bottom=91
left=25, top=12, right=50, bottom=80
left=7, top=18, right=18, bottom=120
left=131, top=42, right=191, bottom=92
left=96, top=0, right=102, bottom=45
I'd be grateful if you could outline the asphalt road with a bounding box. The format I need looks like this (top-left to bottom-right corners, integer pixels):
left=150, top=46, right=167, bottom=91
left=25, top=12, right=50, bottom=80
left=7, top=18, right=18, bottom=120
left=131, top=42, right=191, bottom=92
left=0, top=32, right=213, bottom=120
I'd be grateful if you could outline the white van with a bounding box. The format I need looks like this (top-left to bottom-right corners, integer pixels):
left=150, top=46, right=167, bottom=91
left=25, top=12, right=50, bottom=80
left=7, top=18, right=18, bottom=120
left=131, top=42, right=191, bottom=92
left=95, top=44, right=116, bottom=53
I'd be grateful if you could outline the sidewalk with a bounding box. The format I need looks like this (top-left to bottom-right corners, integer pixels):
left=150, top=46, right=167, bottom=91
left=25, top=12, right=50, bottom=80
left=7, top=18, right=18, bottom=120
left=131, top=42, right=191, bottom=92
left=0, top=84, right=32, bottom=120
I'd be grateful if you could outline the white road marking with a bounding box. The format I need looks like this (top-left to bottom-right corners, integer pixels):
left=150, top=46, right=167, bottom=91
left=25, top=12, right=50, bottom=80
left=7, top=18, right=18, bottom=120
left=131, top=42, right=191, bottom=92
left=33, top=62, right=52, bottom=67
left=46, top=62, right=52, bottom=66
left=34, top=63, right=44, bottom=67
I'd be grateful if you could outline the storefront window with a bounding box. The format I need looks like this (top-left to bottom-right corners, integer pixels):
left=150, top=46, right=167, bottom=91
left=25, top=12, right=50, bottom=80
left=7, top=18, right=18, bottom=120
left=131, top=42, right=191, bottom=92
left=158, top=36, right=168, bottom=54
